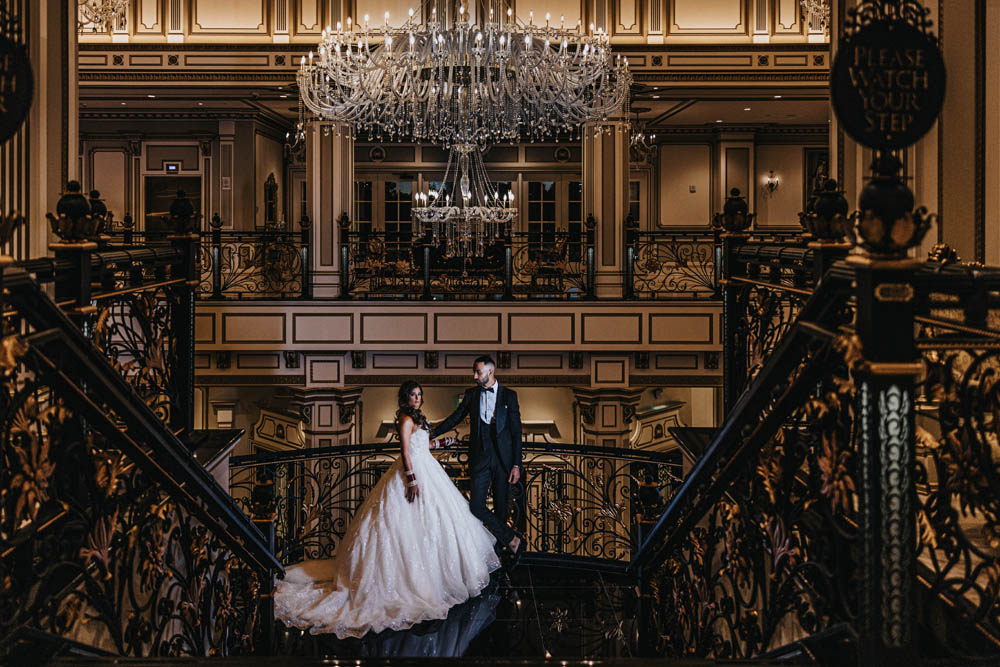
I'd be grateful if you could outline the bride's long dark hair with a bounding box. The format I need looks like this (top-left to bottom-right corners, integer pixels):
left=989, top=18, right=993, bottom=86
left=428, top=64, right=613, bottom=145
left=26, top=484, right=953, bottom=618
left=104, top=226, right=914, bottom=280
left=396, top=380, right=431, bottom=432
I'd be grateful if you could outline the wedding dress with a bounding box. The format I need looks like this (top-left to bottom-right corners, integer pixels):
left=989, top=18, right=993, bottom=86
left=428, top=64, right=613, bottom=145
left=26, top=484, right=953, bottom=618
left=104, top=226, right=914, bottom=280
left=274, top=427, right=501, bottom=639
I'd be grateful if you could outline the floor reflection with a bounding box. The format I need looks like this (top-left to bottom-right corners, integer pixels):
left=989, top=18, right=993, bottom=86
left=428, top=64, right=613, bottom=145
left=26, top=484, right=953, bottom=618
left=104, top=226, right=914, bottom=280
left=360, top=580, right=501, bottom=657
left=278, top=564, right=636, bottom=659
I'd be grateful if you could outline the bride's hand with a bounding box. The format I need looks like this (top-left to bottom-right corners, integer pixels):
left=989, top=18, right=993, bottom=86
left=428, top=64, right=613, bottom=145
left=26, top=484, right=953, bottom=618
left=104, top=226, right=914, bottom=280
left=406, top=482, right=419, bottom=503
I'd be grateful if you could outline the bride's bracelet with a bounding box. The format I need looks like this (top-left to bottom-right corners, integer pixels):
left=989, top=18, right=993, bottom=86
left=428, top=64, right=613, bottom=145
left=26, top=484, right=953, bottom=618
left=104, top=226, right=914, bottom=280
left=407, top=480, right=418, bottom=487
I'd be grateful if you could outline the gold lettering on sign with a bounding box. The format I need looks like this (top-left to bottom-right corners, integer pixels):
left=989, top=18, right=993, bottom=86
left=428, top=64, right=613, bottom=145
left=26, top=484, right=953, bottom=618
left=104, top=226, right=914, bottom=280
left=874, top=283, right=915, bottom=303
left=849, top=45, right=931, bottom=138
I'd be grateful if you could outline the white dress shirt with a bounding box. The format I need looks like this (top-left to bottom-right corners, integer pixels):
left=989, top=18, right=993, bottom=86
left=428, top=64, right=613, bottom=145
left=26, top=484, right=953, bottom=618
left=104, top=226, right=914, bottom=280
left=479, top=381, right=499, bottom=423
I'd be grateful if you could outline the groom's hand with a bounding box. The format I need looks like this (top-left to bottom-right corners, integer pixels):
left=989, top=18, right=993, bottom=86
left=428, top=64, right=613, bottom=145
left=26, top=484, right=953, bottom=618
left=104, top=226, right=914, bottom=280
left=508, top=466, right=520, bottom=484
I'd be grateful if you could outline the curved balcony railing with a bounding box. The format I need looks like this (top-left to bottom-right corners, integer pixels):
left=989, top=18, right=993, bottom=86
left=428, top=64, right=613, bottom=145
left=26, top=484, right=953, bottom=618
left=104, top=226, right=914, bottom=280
left=229, top=441, right=682, bottom=570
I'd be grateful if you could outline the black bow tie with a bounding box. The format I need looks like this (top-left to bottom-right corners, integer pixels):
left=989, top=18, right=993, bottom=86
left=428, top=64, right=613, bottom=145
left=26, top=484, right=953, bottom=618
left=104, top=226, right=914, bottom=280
left=482, top=386, right=495, bottom=393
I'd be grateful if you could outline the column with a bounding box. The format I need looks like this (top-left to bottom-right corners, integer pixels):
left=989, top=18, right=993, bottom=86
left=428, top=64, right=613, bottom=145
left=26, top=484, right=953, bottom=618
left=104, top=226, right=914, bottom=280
left=582, top=121, right=629, bottom=298
left=573, top=387, right=642, bottom=448
left=307, top=123, right=354, bottom=297
left=24, top=0, right=78, bottom=258
left=289, top=387, right=363, bottom=447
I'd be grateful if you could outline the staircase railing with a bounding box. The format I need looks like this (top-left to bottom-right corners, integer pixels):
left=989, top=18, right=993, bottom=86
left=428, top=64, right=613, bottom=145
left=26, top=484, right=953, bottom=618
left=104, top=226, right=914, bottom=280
left=0, top=236, right=282, bottom=661
left=230, top=441, right=682, bottom=570
left=628, top=234, right=1000, bottom=664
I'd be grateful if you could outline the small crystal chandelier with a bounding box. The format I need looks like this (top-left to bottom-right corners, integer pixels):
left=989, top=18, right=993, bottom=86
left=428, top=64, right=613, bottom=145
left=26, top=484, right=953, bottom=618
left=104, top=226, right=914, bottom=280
left=628, top=108, right=657, bottom=161
left=77, top=0, right=128, bottom=32
left=800, top=0, right=830, bottom=32
left=413, top=145, right=516, bottom=257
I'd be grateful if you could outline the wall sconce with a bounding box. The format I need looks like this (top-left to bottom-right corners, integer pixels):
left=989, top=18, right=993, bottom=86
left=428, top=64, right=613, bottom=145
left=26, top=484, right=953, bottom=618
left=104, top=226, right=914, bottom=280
left=764, top=170, right=780, bottom=193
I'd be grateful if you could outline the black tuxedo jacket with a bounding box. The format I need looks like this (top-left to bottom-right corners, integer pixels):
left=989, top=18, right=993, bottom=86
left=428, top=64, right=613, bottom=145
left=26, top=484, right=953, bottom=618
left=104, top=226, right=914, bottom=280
left=431, top=385, right=523, bottom=471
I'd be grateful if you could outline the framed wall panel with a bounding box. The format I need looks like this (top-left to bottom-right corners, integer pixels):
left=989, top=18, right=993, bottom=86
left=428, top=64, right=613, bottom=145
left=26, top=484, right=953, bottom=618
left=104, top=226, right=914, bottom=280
left=190, top=0, right=269, bottom=34
left=136, top=0, right=164, bottom=34
left=774, top=0, right=802, bottom=33
left=614, top=0, right=642, bottom=36
left=294, top=0, right=325, bottom=36
left=669, top=0, right=746, bottom=35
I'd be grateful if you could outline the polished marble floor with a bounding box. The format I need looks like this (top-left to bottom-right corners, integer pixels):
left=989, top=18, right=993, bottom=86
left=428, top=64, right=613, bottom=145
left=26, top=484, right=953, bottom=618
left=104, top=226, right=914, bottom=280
left=277, top=561, right=638, bottom=659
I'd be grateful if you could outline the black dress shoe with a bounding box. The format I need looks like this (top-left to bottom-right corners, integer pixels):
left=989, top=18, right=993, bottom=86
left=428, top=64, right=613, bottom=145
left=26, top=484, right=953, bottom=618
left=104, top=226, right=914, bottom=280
left=505, top=532, right=525, bottom=569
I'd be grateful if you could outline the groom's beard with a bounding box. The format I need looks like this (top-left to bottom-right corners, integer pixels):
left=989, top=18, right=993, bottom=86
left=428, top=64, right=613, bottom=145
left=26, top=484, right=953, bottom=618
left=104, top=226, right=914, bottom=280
left=475, top=377, right=488, bottom=389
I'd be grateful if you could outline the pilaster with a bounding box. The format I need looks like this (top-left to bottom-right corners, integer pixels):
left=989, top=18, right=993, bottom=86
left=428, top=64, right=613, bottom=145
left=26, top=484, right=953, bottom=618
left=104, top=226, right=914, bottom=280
left=307, top=123, right=353, bottom=297
left=582, top=121, right=629, bottom=298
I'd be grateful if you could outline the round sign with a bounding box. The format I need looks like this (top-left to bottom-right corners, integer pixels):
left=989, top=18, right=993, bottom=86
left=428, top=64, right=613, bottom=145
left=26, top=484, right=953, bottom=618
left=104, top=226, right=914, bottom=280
left=830, top=20, right=945, bottom=150
left=0, top=34, right=34, bottom=145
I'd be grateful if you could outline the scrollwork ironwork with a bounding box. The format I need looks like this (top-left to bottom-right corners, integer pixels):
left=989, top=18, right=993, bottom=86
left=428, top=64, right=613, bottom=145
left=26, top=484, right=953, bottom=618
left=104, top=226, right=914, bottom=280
left=229, top=443, right=680, bottom=566
left=647, top=335, right=862, bottom=658
left=0, top=336, right=262, bottom=658
left=630, top=233, right=717, bottom=299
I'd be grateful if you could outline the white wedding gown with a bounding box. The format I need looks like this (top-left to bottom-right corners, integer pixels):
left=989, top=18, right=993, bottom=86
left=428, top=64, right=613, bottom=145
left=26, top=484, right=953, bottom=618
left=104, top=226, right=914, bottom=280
left=274, top=427, right=501, bottom=639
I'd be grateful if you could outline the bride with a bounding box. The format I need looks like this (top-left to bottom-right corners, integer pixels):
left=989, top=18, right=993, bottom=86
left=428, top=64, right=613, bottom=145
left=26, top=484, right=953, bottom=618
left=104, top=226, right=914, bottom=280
left=274, top=380, right=502, bottom=638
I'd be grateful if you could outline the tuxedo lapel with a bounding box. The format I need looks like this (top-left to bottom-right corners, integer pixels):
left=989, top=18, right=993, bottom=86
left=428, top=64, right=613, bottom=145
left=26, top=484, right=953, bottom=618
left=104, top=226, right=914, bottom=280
left=495, top=384, right=506, bottom=431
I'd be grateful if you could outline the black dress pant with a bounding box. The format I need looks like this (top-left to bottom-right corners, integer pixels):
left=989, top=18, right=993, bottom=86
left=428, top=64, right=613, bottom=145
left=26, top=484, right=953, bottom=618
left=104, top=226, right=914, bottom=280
left=469, top=420, right=515, bottom=548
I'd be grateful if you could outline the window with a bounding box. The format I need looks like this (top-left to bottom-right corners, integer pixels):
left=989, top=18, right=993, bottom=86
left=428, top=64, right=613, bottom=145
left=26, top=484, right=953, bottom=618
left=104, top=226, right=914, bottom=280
left=354, top=180, right=373, bottom=237
left=526, top=180, right=557, bottom=255
left=384, top=180, right=413, bottom=261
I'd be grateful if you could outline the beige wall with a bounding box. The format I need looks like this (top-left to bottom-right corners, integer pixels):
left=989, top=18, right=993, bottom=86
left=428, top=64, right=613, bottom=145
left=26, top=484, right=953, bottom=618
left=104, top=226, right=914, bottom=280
left=657, top=144, right=712, bottom=226
left=360, top=384, right=578, bottom=444
left=755, top=145, right=804, bottom=226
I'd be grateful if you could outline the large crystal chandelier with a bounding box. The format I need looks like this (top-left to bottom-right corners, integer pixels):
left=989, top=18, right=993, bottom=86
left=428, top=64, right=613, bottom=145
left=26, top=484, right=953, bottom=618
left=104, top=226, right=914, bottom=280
left=297, top=2, right=630, bottom=255
left=297, top=4, right=631, bottom=147
left=413, top=144, right=516, bottom=256
left=78, top=0, right=128, bottom=32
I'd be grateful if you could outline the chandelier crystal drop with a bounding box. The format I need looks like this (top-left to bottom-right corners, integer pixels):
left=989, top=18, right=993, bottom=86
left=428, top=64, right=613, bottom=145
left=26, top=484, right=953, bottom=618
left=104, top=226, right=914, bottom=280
left=413, top=145, right=517, bottom=257
left=297, top=5, right=631, bottom=148
left=77, top=0, right=128, bottom=32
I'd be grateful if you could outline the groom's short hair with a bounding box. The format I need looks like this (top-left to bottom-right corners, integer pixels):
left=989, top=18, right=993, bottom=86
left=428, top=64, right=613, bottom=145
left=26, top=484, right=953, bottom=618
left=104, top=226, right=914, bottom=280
left=473, top=355, right=495, bottom=369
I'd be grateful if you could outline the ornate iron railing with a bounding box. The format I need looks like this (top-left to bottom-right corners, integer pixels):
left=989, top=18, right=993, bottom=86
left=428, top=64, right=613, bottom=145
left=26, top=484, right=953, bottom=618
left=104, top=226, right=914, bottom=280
left=0, top=260, right=281, bottom=661
left=107, top=222, right=311, bottom=300
left=632, top=236, right=1000, bottom=662
left=626, top=230, right=719, bottom=300
left=341, top=229, right=594, bottom=300
left=910, top=263, right=1000, bottom=648
left=229, top=441, right=681, bottom=568
left=630, top=265, right=860, bottom=659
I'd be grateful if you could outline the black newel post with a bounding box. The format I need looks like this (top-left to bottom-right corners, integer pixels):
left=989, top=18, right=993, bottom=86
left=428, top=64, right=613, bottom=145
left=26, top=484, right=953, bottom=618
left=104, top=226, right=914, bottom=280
left=624, top=215, right=638, bottom=299
left=585, top=214, right=596, bottom=299
left=421, top=224, right=432, bottom=300
left=49, top=181, right=97, bottom=332
left=849, top=153, right=931, bottom=667
left=210, top=213, right=223, bottom=299
left=122, top=213, right=135, bottom=245
left=250, top=467, right=277, bottom=654
left=503, top=229, right=513, bottom=300
left=299, top=215, right=312, bottom=299
left=168, top=191, right=200, bottom=436
left=827, top=3, right=944, bottom=657
left=337, top=213, right=352, bottom=299
left=721, top=231, right=749, bottom=416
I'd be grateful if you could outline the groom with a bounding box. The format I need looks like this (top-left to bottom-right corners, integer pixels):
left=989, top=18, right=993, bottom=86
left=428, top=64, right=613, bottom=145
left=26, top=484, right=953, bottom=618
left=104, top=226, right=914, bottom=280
left=432, top=355, right=524, bottom=564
